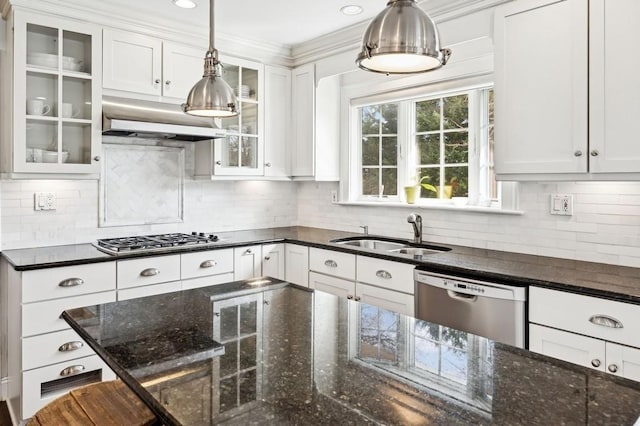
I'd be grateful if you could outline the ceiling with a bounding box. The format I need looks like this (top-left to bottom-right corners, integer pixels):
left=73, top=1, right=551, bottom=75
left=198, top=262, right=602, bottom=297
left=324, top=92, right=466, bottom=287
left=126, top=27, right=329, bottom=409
left=100, top=0, right=385, bottom=47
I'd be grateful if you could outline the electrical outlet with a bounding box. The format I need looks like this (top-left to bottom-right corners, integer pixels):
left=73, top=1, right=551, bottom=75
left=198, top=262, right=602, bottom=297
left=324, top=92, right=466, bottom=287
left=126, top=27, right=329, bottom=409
left=34, top=192, right=56, bottom=211
left=331, top=190, right=338, bottom=204
left=550, top=194, right=573, bottom=216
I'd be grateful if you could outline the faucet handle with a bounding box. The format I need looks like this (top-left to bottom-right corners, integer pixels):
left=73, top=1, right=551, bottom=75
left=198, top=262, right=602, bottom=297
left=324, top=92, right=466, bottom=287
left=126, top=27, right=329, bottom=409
left=359, top=225, right=369, bottom=235
left=407, top=213, right=421, bottom=223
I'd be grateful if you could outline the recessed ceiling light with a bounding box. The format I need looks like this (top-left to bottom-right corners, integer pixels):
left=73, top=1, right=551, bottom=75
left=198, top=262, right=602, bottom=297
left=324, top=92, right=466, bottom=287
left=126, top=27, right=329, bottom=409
left=172, top=0, right=196, bottom=9
left=340, top=5, right=363, bottom=16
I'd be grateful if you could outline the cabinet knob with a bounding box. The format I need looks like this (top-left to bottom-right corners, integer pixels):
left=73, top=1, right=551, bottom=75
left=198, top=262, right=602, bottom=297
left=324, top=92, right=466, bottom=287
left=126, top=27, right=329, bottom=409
left=154, top=78, right=161, bottom=84
left=590, top=150, right=600, bottom=157
left=574, top=150, right=583, bottom=157
left=591, top=359, right=601, bottom=368
left=346, top=295, right=354, bottom=300
left=354, top=296, right=361, bottom=302
left=608, top=364, right=619, bottom=373
left=165, top=80, right=171, bottom=86
left=215, top=160, right=222, bottom=165
left=93, top=156, right=101, bottom=162
left=264, top=256, right=271, bottom=261
left=244, top=249, right=253, bottom=255
left=265, top=162, right=272, bottom=167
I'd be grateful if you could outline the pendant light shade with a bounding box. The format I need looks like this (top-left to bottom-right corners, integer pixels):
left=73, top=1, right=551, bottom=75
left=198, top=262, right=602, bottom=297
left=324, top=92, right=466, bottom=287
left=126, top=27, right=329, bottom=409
left=182, top=0, right=238, bottom=117
left=356, top=0, right=451, bottom=74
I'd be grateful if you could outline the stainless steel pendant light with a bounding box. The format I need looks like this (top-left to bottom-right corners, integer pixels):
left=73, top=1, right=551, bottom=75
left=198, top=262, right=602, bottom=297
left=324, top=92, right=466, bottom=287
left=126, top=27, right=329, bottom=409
left=356, top=0, right=451, bottom=74
left=182, top=0, right=238, bottom=117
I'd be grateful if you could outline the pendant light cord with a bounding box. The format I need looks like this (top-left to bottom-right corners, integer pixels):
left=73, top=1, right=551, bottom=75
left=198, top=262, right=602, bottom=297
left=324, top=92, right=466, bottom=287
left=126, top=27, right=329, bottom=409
left=204, top=0, right=219, bottom=76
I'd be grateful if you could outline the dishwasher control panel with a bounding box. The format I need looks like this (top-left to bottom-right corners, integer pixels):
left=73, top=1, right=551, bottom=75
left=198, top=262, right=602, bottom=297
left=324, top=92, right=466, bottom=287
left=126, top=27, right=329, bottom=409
left=444, top=279, right=486, bottom=294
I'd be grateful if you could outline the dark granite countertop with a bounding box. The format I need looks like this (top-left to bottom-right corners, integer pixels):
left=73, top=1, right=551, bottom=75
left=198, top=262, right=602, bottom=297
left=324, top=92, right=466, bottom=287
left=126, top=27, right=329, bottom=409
left=4, top=226, right=640, bottom=303
left=63, top=279, right=640, bottom=426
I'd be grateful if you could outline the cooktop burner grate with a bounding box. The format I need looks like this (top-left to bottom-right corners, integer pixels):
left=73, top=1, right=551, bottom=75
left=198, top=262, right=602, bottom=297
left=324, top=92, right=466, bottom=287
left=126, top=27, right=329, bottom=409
left=96, top=232, right=219, bottom=253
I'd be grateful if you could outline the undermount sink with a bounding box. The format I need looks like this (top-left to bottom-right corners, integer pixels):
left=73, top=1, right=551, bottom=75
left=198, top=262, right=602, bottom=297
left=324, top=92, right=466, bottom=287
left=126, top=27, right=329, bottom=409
left=330, top=237, right=451, bottom=255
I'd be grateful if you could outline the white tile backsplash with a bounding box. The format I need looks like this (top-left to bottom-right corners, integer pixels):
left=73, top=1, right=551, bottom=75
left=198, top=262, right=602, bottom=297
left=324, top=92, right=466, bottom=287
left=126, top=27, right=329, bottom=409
left=296, top=181, right=640, bottom=268
left=1, top=168, right=639, bottom=269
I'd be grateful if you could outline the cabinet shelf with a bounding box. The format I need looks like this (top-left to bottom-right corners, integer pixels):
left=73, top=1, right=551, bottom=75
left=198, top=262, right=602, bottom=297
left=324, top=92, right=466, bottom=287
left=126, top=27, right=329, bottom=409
left=26, top=115, right=57, bottom=122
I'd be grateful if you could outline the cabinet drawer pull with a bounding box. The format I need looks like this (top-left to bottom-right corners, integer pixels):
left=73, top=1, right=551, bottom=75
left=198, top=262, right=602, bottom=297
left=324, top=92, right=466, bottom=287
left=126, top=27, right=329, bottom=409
left=608, top=364, right=619, bottom=373
left=588, top=315, right=623, bottom=329
left=58, top=341, right=84, bottom=352
left=591, top=359, right=601, bottom=368
left=376, top=270, right=392, bottom=279
left=199, top=260, right=217, bottom=268
left=324, top=260, right=338, bottom=268
left=60, top=365, right=85, bottom=377
left=140, top=268, right=160, bottom=277
left=58, top=278, right=84, bottom=288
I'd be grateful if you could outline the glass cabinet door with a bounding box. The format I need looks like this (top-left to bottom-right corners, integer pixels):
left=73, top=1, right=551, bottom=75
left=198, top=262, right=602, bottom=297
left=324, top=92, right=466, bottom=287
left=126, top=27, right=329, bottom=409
left=14, top=12, right=101, bottom=174
left=214, top=58, right=264, bottom=176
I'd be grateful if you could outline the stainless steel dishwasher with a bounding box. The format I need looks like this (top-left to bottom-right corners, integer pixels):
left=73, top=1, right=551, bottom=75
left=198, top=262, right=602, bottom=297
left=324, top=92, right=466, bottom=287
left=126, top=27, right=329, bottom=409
left=415, top=270, right=527, bottom=348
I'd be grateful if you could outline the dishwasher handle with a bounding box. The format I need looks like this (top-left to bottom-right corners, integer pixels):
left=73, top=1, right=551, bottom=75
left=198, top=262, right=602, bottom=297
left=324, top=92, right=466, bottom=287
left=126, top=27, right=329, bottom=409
left=447, top=290, right=478, bottom=303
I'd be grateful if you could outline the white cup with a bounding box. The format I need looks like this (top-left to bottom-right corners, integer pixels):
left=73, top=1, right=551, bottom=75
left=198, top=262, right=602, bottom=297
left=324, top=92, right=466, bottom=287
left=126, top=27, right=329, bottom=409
left=61, top=103, right=79, bottom=118
left=27, top=99, right=51, bottom=116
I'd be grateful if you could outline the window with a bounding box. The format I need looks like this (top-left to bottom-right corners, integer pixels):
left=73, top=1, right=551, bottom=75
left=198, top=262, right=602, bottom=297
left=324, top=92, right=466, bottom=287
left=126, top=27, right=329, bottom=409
left=352, top=85, right=499, bottom=207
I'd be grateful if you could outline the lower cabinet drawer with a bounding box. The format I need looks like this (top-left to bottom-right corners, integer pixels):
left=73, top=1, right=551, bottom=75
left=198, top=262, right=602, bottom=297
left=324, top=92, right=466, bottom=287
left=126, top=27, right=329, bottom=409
left=357, top=283, right=415, bottom=317
left=23, top=329, right=96, bottom=371
left=22, top=291, right=116, bottom=337
left=117, top=280, right=182, bottom=301
left=530, top=287, right=640, bottom=348
left=309, top=248, right=356, bottom=280
left=181, top=249, right=234, bottom=280
left=22, top=354, right=116, bottom=419
left=117, top=254, right=181, bottom=289
left=356, top=256, right=414, bottom=294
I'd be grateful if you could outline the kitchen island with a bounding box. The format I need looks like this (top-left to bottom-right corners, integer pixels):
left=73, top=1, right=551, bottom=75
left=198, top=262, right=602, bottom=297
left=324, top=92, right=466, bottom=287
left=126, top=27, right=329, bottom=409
left=62, top=278, right=640, bottom=425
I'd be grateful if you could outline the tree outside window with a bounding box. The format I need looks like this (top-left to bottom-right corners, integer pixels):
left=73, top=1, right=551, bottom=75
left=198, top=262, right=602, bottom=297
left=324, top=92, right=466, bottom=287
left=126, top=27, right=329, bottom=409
left=361, top=104, right=399, bottom=197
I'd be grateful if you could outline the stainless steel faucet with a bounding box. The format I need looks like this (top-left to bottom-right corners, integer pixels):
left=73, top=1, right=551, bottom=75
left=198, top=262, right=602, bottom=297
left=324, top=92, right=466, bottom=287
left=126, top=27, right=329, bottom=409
left=407, top=213, right=422, bottom=244
left=359, top=225, right=369, bottom=235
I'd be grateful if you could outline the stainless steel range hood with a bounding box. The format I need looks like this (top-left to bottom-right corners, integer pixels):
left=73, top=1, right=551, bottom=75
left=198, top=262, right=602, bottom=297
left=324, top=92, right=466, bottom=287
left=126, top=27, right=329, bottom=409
left=102, top=96, right=226, bottom=141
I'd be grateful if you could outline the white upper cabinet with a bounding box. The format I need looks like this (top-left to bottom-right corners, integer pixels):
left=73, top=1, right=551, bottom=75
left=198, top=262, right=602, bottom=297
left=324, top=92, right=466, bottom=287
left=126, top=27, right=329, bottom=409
left=6, top=10, right=102, bottom=175
left=494, top=0, right=588, bottom=177
left=589, top=0, right=640, bottom=173
left=494, top=0, right=640, bottom=179
left=291, top=63, right=315, bottom=177
left=264, top=65, right=291, bottom=178
left=102, top=28, right=203, bottom=101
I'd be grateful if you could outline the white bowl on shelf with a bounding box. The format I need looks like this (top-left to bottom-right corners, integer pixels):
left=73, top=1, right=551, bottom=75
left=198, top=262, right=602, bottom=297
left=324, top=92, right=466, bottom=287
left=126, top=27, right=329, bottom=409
left=41, top=151, right=69, bottom=163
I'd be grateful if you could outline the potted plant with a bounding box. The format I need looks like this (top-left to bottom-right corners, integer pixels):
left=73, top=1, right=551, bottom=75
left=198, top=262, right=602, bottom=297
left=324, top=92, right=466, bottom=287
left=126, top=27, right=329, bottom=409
left=420, top=176, right=458, bottom=199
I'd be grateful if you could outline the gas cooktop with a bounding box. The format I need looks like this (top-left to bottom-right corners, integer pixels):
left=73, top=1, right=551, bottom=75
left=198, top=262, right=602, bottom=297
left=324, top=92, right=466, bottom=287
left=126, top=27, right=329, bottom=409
left=95, top=232, right=220, bottom=254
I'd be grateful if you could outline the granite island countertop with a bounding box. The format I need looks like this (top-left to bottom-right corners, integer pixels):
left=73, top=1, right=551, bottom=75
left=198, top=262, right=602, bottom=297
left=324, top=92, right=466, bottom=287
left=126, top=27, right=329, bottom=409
left=4, top=226, right=640, bottom=303
left=63, top=279, right=640, bottom=426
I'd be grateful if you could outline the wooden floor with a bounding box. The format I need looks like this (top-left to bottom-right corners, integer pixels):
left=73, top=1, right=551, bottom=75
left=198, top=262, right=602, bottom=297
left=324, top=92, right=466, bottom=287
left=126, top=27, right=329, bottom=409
left=0, top=401, right=12, bottom=426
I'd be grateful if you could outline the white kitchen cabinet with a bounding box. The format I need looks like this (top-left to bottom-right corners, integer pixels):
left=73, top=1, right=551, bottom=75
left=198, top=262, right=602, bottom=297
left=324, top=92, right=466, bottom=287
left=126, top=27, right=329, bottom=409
left=284, top=243, right=309, bottom=287
left=4, top=259, right=116, bottom=422
left=529, top=286, right=640, bottom=380
left=102, top=28, right=204, bottom=101
left=234, top=245, right=262, bottom=281
left=181, top=249, right=234, bottom=280
left=291, top=63, right=315, bottom=177
left=494, top=0, right=588, bottom=176
left=3, top=10, right=102, bottom=176
left=118, top=280, right=182, bottom=301
left=309, top=248, right=356, bottom=280
left=262, top=243, right=285, bottom=280
left=494, top=0, right=640, bottom=179
left=264, top=66, right=291, bottom=178
left=309, top=271, right=355, bottom=300
left=588, top=0, right=640, bottom=173
left=356, top=282, right=414, bottom=317
left=530, top=324, right=640, bottom=382
left=116, top=254, right=181, bottom=290
left=356, top=256, right=415, bottom=295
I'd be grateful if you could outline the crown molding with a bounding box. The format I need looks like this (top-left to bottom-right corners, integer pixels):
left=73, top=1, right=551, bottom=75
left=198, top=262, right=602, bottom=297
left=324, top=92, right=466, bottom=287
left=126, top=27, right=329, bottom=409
left=2, top=0, right=293, bottom=66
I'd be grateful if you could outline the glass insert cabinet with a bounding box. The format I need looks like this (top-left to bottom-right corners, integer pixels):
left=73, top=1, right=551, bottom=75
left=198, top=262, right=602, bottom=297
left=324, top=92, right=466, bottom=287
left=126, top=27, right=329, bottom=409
left=212, top=57, right=264, bottom=176
left=10, top=11, right=101, bottom=174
